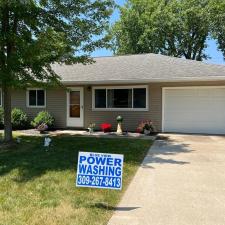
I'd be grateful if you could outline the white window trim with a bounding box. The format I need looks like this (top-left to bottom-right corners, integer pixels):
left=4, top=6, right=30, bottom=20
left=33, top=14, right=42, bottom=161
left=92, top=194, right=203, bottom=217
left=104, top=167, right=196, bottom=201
left=92, top=85, right=149, bottom=111
left=26, top=88, right=46, bottom=108
left=0, top=88, right=2, bottom=107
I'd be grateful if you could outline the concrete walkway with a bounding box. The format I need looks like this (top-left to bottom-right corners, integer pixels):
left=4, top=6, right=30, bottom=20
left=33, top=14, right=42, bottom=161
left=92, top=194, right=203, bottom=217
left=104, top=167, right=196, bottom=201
left=108, top=134, right=225, bottom=225
left=13, top=129, right=155, bottom=140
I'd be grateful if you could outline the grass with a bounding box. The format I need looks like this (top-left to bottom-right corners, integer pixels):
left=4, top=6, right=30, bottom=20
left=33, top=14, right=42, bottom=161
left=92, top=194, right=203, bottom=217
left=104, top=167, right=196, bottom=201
left=0, top=134, right=152, bottom=225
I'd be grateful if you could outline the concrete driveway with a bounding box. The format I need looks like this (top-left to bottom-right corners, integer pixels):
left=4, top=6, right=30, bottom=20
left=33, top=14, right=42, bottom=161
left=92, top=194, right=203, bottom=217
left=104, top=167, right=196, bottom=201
left=108, top=134, right=225, bottom=225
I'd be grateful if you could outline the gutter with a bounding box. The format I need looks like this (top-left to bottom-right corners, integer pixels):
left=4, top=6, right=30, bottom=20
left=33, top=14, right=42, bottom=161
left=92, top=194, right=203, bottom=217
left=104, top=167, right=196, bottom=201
left=61, top=76, right=225, bottom=85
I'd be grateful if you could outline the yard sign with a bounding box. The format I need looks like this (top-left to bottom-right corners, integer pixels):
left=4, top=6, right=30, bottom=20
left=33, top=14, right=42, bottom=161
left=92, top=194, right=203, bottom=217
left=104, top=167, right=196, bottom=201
left=76, top=152, right=124, bottom=190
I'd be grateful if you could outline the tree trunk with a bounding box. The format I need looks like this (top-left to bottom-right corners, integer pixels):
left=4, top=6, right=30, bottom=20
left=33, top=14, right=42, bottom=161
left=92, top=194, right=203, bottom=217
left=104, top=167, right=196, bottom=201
left=3, top=85, right=12, bottom=142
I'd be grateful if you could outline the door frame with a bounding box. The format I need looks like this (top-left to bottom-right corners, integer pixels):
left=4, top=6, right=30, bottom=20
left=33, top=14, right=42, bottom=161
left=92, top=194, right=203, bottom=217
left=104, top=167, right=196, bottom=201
left=66, top=87, right=84, bottom=127
left=162, top=86, right=225, bottom=132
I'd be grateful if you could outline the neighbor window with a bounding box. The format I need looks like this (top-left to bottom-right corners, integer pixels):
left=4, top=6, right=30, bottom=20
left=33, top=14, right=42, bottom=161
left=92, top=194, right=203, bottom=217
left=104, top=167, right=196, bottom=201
left=93, top=86, right=148, bottom=110
left=27, top=89, right=46, bottom=107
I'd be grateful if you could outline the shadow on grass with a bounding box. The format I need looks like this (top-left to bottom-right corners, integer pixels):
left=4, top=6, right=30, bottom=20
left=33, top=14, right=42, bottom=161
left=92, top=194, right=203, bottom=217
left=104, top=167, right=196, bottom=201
left=0, top=134, right=192, bottom=183
left=0, top=135, right=151, bottom=182
left=92, top=202, right=140, bottom=211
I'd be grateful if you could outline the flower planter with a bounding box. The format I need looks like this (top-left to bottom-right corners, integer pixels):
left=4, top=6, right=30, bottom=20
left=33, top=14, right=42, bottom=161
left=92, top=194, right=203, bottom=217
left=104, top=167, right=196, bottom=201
left=144, top=129, right=151, bottom=135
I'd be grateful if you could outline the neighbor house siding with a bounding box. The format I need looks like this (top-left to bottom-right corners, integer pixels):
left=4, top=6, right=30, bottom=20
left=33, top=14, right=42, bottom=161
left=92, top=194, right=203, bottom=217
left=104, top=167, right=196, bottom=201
left=11, top=88, right=67, bottom=128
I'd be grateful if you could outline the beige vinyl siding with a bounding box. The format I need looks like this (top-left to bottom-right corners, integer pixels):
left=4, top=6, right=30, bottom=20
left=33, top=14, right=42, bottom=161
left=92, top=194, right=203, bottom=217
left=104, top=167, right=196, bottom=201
left=84, top=81, right=225, bottom=132
left=84, top=84, right=158, bottom=131
left=8, top=80, right=225, bottom=131
left=11, top=88, right=67, bottom=128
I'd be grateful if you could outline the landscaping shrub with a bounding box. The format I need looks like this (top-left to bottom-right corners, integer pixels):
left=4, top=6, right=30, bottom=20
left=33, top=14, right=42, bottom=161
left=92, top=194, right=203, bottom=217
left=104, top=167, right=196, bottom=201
left=11, top=108, right=29, bottom=130
left=0, top=108, right=4, bottom=129
left=100, top=123, right=112, bottom=132
left=31, top=111, right=54, bottom=129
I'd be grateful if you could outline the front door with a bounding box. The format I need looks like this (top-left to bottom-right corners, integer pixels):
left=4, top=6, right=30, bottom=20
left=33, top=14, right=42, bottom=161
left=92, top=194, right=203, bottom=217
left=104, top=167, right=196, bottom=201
left=67, top=87, right=84, bottom=127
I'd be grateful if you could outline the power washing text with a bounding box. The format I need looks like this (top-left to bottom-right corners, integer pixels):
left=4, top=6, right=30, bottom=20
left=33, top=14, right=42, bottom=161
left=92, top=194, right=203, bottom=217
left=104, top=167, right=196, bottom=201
left=76, top=152, right=124, bottom=190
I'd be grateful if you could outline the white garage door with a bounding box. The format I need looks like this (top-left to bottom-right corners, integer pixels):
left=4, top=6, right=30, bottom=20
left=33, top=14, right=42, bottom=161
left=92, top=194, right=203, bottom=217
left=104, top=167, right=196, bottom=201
left=162, top=87, right=225, bottom=134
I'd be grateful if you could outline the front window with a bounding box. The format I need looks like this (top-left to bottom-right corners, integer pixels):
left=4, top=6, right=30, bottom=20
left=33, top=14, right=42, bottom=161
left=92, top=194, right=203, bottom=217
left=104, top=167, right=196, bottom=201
left=93, top=86, right=148, bottom=110
left=95, top=89, right=106, bottom=108
left=27, top=89, right=46, bottom=107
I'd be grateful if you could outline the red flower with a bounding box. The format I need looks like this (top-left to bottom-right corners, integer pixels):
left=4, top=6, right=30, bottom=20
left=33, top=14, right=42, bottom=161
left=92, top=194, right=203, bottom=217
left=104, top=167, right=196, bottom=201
left=136, top=128, right=142, bottom=133
left=100, top=123, right=112, bottom=132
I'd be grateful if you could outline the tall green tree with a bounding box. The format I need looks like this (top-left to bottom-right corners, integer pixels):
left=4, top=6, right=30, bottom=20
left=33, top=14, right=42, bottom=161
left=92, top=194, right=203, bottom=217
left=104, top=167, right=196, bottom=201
left=110, top=0, right=211, bottom=60
left=210, top=0, right=225, bottom=59
left=0, top=0, right=114, bottom=142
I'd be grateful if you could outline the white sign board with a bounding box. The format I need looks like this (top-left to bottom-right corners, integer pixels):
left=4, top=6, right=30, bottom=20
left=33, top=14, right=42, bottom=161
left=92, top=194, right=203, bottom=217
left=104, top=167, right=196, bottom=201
left=76, top=152, right=124, bottom=190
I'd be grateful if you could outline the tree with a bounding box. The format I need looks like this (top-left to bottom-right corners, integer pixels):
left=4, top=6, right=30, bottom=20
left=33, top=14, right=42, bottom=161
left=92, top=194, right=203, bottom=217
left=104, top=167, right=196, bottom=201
left=110, top=0, right=211, bottom=60
left=0, top=0, right=114, bottom=142
left=209, top=0, right=225, bottom=59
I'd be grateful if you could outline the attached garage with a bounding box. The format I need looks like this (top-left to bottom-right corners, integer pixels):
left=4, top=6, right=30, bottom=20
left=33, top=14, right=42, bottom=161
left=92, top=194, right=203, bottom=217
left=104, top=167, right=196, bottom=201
left=162, top=87, right=225, bottom=134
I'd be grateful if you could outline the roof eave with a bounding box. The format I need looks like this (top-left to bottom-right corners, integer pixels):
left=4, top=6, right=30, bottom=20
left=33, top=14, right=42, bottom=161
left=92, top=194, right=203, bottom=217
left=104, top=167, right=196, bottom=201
left=61, top=77, right=225, bottom=85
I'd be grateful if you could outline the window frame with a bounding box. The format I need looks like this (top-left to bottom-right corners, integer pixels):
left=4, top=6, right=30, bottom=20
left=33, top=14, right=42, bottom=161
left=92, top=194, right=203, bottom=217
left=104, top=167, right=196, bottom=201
left=26, top=88, right=46, bottom=108
left=92, top=85, right=149, bottom=111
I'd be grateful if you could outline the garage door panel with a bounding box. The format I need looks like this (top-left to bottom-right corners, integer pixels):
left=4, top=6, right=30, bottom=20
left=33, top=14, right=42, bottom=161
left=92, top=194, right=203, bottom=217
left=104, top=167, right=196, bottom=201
left=163, top=87, right=225, bottom=134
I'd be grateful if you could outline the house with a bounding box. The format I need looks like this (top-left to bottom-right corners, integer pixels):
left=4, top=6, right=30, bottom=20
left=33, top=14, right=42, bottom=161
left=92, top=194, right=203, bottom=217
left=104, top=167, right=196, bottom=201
left=3, top=53, right=225, bottom=134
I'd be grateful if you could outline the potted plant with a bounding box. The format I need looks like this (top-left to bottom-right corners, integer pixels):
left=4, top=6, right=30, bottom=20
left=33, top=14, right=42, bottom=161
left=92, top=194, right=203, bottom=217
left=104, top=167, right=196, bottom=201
left=100, top=123, right=112, bottom=133
left=37, top=123, right=48, bottom=134
left=136, top=120, right=154, bottom=135
left=88, top=123, right=96, bottom=133
left=143, top=123, right=151, bottom=135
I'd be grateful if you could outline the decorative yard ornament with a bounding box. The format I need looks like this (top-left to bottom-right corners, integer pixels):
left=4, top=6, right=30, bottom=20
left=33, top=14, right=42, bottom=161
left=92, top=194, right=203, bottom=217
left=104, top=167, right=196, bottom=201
left=44, top=137, right=52, bottom=147
left=16, top=138, right=21, bottom=143
left=116, top=116, right=123, bottom=135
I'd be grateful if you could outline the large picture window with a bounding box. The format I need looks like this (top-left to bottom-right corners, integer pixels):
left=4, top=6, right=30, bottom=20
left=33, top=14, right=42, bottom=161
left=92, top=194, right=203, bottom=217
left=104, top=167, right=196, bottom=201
left=93, top=86, right=148, bottom=111
left=27, top=89, right=46, bottom=107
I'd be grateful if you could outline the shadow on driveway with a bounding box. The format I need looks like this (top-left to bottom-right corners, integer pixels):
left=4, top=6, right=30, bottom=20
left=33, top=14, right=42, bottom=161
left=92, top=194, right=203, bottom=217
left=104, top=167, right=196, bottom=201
left=141, top=135, right=192, bottom=168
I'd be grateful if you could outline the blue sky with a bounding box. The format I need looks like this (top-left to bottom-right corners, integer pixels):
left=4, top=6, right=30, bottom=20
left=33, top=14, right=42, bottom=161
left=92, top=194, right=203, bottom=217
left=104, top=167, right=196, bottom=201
left=91, top=0, right=225, bottom=65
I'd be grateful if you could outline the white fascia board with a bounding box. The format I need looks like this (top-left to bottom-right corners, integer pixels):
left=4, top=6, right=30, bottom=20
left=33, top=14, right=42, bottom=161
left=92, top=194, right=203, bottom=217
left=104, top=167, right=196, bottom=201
left=61, top=77, right=225, bottom=85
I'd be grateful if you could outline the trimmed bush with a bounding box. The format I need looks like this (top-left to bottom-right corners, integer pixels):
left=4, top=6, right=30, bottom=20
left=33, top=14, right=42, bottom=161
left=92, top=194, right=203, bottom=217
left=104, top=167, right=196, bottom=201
left=31, top=111, right=55, bottom=129
left=0, top=108, right=4, bottom=129
left=11, top=108, right=29, bottom=130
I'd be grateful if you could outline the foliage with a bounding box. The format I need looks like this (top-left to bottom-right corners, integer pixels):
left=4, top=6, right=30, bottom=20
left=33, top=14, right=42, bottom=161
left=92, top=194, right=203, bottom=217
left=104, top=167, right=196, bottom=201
left=0, top=108, right=3, bottom=129
left=88, top=123, right=96, bottom=129
left=110, top=0, right=224, bottom=61
left=0, top=135, right=151, bottom=225
left=0, top=0, right=114, bottom=88
left=136, top=120, right=154, bottom=134
left=88, top=123, right=96, bottom=133
left=209, top=0, right=225, bottom=59
left=116, top=115, right=123, bottom=123
left=11, top=108, right=29, bottom=130
left=100, top=123, right=112, bottom=132
left=31, top=111, right=54, bottom=129
left=0, top=0, right=114, bottom=141
left=0, top=108, right=29, bottom=130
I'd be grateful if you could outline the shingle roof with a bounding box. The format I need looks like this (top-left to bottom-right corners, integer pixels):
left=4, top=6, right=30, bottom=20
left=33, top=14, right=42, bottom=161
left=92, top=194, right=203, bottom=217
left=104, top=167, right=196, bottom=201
left=51, top=53, right=225, bottom=84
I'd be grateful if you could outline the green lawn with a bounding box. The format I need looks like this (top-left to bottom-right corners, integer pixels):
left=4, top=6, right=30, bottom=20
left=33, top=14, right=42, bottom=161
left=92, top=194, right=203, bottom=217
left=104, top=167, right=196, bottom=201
left=0, top=134, right=152, bottom=225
